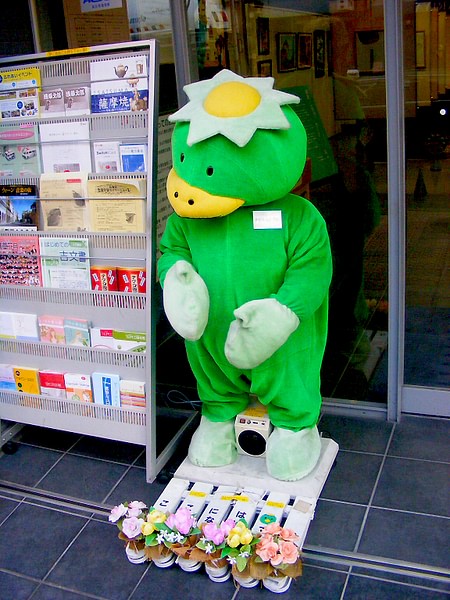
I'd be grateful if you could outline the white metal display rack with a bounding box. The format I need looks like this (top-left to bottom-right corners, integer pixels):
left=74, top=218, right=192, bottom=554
left=0, top=41, right=194, bottom=481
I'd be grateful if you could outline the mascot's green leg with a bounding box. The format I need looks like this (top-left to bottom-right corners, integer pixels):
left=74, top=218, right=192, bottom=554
left=188, top=416, right=238, bottom=467
left=266, top=426, right=321, bottom=481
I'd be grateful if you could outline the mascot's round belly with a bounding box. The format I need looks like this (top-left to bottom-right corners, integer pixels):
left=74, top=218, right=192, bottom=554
left=182, top=205, right=288, bottom=320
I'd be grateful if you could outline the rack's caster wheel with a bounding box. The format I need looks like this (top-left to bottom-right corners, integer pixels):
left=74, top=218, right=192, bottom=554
left=156, top=469, right=172, bottom=485
left=2, top=441, right=18, bottom=455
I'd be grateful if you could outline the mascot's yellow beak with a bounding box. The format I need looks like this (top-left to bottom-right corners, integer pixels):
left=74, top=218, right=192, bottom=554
left=167, top=168, right=244, bottom=218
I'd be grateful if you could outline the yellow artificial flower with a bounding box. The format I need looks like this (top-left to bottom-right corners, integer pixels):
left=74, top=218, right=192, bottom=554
left=141, top=521, right=156, bottom=536
left=227, top=522, right=253, bottom=547
left=141, top=509, right=167, bottom=536
left=227, top=533, right=241, bottom=548
left=147, top=509, right=167, bottom=525
left=240, top=529, right=253, bottom=545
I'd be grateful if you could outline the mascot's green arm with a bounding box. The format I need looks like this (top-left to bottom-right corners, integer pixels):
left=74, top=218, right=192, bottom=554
left=270, top=196, right=333, bottom=322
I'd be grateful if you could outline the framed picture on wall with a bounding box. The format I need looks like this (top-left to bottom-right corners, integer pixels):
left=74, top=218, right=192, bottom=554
left=257, top=59, right=272, bottom=77
left=297, top=33, right=312, bottom=69
left=327, top=30, right=333, bottom=75
left=257, top=17, right=270, bottom=55
left=355, top=30, right=385, bottom=75
left=276, top=33, right=296, bottom=72
left=416, top=31, right=425, bottom=69
left=313, top=30, right=325, bottom=78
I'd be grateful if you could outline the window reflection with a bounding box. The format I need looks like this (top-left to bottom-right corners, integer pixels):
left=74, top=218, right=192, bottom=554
left=187, top=0, right=390, bottom=404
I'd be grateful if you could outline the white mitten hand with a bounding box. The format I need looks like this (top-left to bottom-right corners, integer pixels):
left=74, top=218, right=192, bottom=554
left=225, top=298, right=299, bottom=369
left=163, top=260, right=209, bottom=341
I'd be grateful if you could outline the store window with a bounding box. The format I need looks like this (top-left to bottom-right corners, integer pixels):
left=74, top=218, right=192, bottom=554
left=403, top=1, right=449, bottom=416
left=186, top=0, right=390, bottom=407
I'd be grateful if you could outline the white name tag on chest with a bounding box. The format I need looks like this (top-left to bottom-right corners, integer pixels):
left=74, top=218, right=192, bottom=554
left=253, top=210, right=283, bottom=229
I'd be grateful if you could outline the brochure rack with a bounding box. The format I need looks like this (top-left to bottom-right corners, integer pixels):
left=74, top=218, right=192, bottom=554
left=0, top=41, right=192, bottom=481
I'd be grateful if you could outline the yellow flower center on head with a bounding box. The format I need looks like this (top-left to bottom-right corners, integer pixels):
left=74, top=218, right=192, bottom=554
left=203, top=82, right=261, bottom=118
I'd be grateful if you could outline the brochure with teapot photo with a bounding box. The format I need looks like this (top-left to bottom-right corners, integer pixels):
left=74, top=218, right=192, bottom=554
left=90, top=55, right=149, bottom=114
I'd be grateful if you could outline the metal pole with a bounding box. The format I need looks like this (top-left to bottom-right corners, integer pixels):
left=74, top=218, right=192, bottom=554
left=169, top=0, right=198, bottom=107
left=28, top=0, right=42, bottom=53
left=384, top=0, right=405, bottom=422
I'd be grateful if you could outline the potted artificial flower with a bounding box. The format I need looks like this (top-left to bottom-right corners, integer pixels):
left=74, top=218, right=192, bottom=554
left=147, top=506, right=202, bottom=572
left=190, top=519, right=236, bottom=582
left=254, top=523, right=302, bottom=593
left=220, top=519, right=260, bottom=588
left=109, top=501, right=149, bottom=564
left=141, top=507, right=176, bottom=568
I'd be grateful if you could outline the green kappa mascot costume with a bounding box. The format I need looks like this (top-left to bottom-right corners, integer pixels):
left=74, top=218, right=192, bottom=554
left=158, top=70, right=332, bottom=481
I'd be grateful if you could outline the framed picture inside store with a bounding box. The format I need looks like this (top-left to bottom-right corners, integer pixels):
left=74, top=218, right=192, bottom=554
left=313, top=30, right=325, bottom=78
left=297, top=33, right=312, bottom=69
left=276, top=33, right=296, bottom=72
left=415, top=31, right=425, bottom=69
left=257, top=17, right=270, bottom=55
left=257, top=60, right=272, bottom=77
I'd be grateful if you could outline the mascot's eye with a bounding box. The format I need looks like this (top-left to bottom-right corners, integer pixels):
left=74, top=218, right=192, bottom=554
left=206, top=166, right=214, bottom=176
left=180, top=153, right=185, bottom=162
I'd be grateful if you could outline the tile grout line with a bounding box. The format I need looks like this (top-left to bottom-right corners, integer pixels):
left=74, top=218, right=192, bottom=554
left=29, top=435, right=85, bottom=490
left=126, top=562, right=153, bottom=600
left=27, top=514, right=101, bottom=599
left=27, top=579, right=111, bottom=600
left=19, top=438, right=146, bottom=468
left=352, top=421, right=397, bottom=553
left=340, top=421, right=397, bottom=600
left=343, top=569, right=450, bottom=595
left=100, top=463, right=135, bottom=505
left=101, top=446, right=149, bottom=506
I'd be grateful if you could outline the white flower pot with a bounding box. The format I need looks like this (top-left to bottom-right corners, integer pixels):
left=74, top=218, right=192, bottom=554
left=233, top=573, right=259, bottom=588
left=205, top=562, right=231, bottom=582
left=152, top=551, right=176, bottom=568
left=262, top=575, right=292, bottom=593
left=176, top=556, right=202, bottom=572
left=125, top=544, right=147, bottom=564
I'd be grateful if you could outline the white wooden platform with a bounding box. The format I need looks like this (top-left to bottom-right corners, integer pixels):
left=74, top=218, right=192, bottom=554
left=166, top=437, right=339, bottom=548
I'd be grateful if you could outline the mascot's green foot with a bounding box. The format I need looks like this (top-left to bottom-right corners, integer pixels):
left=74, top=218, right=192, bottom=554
left=266, top=426, right=321, bottom=481
left=188, top=416, right=238, bottom=467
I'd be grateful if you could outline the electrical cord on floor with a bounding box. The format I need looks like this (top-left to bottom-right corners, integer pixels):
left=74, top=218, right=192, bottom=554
left=165, top=389, right=202, bottom=411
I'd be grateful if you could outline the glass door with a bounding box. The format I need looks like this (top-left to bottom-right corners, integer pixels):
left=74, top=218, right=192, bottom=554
left=186, top=0, right=390, bottom=412
left=402, top=1, right=449, bottom=417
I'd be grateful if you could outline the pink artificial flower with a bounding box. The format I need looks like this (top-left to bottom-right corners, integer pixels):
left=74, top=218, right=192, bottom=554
left=166, top=507, right=195, bottom=535
left=256, top=536, right=280, bottom=564
left=202, top=522, right=225, bottom=545
left=127, top=501, right=147, bottom=517
left=220, top=519, right=236, bottom=537
left=270, top=551, right=284, bottom=567
left=129, top=501, right=147, bottom=510
left=122, top=516, right=145, bottom=539
left=109, top=503, right=127, bottom=523
left=280, top=527, right=299, bottom=543
left=279, top=540, right=299, bottom=564
left=264, top=523, right=283, bottom=536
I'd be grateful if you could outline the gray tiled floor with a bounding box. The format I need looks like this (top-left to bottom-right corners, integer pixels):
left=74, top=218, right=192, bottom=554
left=0, top=414, right=449, bottom=599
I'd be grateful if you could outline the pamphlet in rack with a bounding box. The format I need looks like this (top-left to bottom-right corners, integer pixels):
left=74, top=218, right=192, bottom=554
left=90, top=55, right=149, bottom=114
left=39, top=236, right=91, bottom=290
left=93, top=141, right=121, bottom=173
left=0, top=235, right=42, bottom=286
left=39, top=120, right=91, bottom=173
left=0, top=67, right=41, bottom=120
left=39, top=173, right=89, bottom=231
left=87, top=177, right=146, bottom=232
left=0, top=123, right=41, bottom=178
left=0, top=183, right=38, bottom=229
